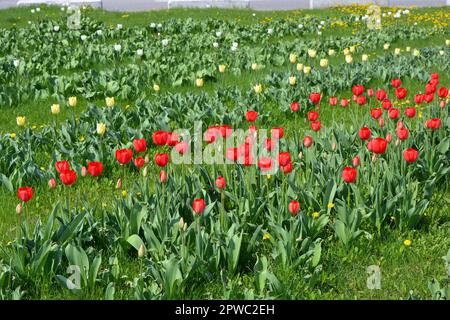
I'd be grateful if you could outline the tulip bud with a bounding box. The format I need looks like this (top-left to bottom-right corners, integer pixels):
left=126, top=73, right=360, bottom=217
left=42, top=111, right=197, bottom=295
left=298, top=152, right=303, bottom=160
left=81, top=166, right=87, bottom=177
left=352, top=156, right=360, bottom=167
left=253, top=84, right=262, bottom=94
left=16, top=203, right=23, bottom=215
left=440, top=101, right=446, bottom=109
left=153, top=84, right=160, bottom=92
left=142, top=166, right=148, bottom=177
left=179, top=217, right=185, bottom=229
left=144, top=155, right=150, bottom=163
left=159, top=170, right=167, bottom=183
left=378, top=118, right=385, bottom=127
left=397, top=121, right=404, bottom=129
left=395, top=139, right=400, bottom=146
left=183, top=222, right=187, bottom=232
left=386, top=133, right=392, bottom=143
left=116, top=178, right=122, bottom=189
left=138, top=244, right=145, bottom=258
left=48, top=178, right=56, bottom=189
left=331, top=142, right=336, bottom=151
left=251, top=63, right=258, bottom=71
left=372, top=154, right=377, bottom=163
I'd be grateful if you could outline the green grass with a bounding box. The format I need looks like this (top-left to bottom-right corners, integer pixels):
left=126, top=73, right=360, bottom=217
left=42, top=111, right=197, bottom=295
left=0, top=5, right=449, bottom=300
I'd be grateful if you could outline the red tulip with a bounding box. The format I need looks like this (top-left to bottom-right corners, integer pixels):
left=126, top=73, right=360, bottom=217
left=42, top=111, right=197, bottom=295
left=340, top=98, right=349, bottom=107
left=310, top=121, right=321, bottom=132
left=271, top=128, right=284, bottom=139
left=405, top=107, right=416, bottom=118
left=425, top=118, right=441, bottom=130
left=204, top=127, right=219, bottom=144
left=167, top=132, right=179, bottom=147
left=152, top=130, right=168, bottom=146
left=396, top=127, right=409, bottom=141
left=175, top=141, right=189, bottom=154
left=367, top=88, right=374, bottom=97
left=430, top=73, right=439, bottom=80
left=55, top=160, right=70, bottom=173
left=403, top=148, right=418, bottom=163
left=239, top=142, right=253, bottom=157
left=414, top=93, right=424, bottom=104
left=368, top=137, right=388, bottom=154
left=371, top=108, right=382, bottom=120
left=133, top=138, right=147, bottom=153
left=342, top=167, right=357, bottom=183
left=134, top=157, right=145, bottom=168
left=278, top=152, right=291, bottom=167
left=395, top=87, right=407, bottom=100
left=303, top=136, right=313, bottom=148
left=388, top=108, right=399, bottom=120
left=429, top=78, right=439, bottom=86
left=59, top=169, right=77, bottom=186
left=17, top=187, right=33, bottom=202
left=258, top=157, right=273, bottom=172
left=288, top=200, right=300, bottom=216
left=281, top=162, right=293, bottom=174
left=356, top=96, right=367, bottom=105
left=391, top=78, right=401, bottom=88
left=215, top=176, right=226, bottom=189
left=397, top=121, right=404, bottom=129
left=246, top=111, right=258, bottom=122
left=424, top=93, right=434, bottom=103
left=309, top=92, right=321, bottom=104
left=438, top=87, right=448, bottom=98
left=87, top=161, right=103, bottom=177
left=359, top=127, right=371, bottom=141
left=155, top=153, right=169, bottom=167
left=291, top=102, right=300, bottom=112
left=378, top=118, right=385, bottom=127
left=307, top=111, right=319, bottom=121
left=381, top=99, right=392, bottom=110
left=376, top=89, right=387, bottom=101
left=352, top=85, right=365, bottom=96
left=425, top=83, right=436, bottom=94
left=352, top=155, right=360, bottom=167
left=115, top=149, right=133, bottom=165
left=192, top=198, right=206, bottom=215
left=329, top=97, right=338, bottom=106
left=217, top=125, right=232, bottom=138
left=159, top=170, right=167, bottom=183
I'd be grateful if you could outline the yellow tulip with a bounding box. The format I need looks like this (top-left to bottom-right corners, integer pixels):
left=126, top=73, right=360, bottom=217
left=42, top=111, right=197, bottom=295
left=349, top=45, right=356, bottom=53
left=254, top=84, right=262, bottom=94
left=413, top=49, right=420, bottom=57
left=345, top=54, right=353, bottom=64
left=16, top=116, right=26, bottom=126
left=218, top=64, right=226, bottom=73
left=328, top=49, right=336, bottom=56
left=68, top=96, right=77, bottom=107
left=10, top=133, right=16, bottom=139
left=383, top=43, right=390, bottom=50
left=303, top=66, right=311, bottom=74
left=51, top=104, right=60, bottom=115
left=361, top=54, right=369, bottom=62
left=319, top=58, right=328, bottom=68
left=96, top=122, right=106, bottom=135
left=343, top=48, right=350, bottom=55
left=195, top=78, right=204, bottom=87
left=296, top=63, right=303, bottom=71
left=394, top=48, right=401, bottom=55
left=105, top=97, right=115, bottom=107
left=153, top=84, right=160, bottom=92
left=289, top=76, right=296, bottom=86
left=307, top=49, right=317, bottom=58
left=406, top=46, right=411, bottom=52
left=445, top=39, right=450, bottom=46
left=289, top=53, right=297, bottom=64
left=251, top=63, right=258, bottom=71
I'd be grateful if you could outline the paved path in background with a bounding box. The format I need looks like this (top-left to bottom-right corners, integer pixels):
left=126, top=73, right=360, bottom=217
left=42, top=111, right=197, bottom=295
left=0, top=0, right=448, bottom=11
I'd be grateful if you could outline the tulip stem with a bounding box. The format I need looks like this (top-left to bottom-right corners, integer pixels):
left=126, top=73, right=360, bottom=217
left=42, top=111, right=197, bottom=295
left=220, top=189, right=226, bottom=231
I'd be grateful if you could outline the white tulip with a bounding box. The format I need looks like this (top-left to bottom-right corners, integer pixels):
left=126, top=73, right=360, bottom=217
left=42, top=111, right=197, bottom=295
left=114, top=44, right=122, bottom=52
left=136, top=49, right=144, bottom=56
left=298, top=24, right=303, bottom=29
left=213, top=42, right=219, bottom=48
left=81, top=35, right=87, bottom=41
left=53, top=26, right=59, bottom=32
left=267, top=28, right=273, bottom=34
left=150, top=23, right=156, bottom=28
left=96, top=29, right=103, bottom=35
left=13, top=59, right=20, bottom=68
left=161, top=39, right=169, bottom=46
left=216, top=31, right=222, bottom=37
left=117, top=24, right=123, bottom=30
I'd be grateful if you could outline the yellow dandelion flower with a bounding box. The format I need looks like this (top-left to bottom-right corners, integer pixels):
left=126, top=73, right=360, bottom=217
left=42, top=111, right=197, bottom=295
left=312, top=212, right=320, bottom=219
left=327, top=203, right=334, bottom=209
left=263, top=233, right=271, bottom=240
left=403, top=239, right=412, bottom=247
